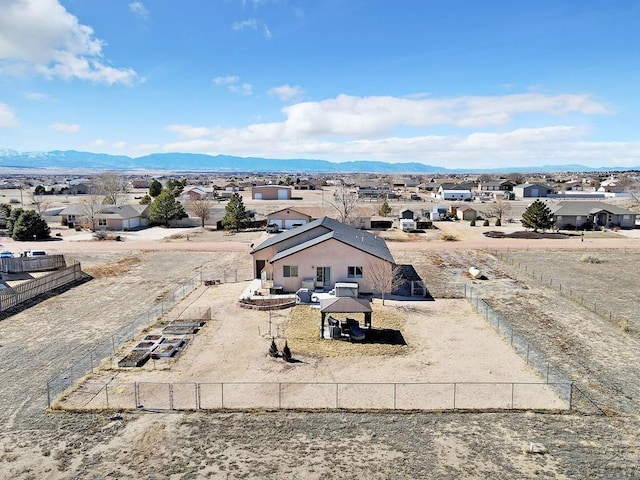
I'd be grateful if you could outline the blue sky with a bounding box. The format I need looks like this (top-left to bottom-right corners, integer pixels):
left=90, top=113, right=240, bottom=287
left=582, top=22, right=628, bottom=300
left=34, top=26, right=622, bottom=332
left=1, top=0, right=639, bottom=169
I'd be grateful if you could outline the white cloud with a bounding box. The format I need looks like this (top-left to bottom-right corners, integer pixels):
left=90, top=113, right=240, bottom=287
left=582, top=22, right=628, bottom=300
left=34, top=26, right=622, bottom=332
left=24, top=91, right=51, bottom=101
left=212, top=75, right=253, bottom=96
left=233, top=18, right=257, bottom=31
left=212, top=75, right=239, bottom=86
left=278, top=93, right=612, bottom=138
left=50, top=122, right=80, bottom=133
left=268, top=84, right=306, bottom=102
left=165, top=124, right=212, bottom=139
left=0, top=0, right=137, bottom=85
left=112, top=141, right=127, bottom=149
left=264, top=24, right=272, bottom=39
left=92, top=139, right=106, bottom=147
left=0, top=103, right=19, bottom=128
left=152, top=92, right=623, bottom=168
left=128, top=2, right=149, bottom=18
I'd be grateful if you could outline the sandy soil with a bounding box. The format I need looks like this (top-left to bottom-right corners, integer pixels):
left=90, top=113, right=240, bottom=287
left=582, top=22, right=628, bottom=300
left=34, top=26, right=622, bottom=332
left=58, top=283, right=565, bottom=411
left=0, top=220, right=639, bottom=478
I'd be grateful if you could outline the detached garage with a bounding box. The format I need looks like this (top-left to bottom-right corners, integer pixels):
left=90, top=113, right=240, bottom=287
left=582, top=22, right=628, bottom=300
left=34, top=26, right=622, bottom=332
left=252, top=185, right=293, bottom=200
left=267, top=208, right=312, bottom=230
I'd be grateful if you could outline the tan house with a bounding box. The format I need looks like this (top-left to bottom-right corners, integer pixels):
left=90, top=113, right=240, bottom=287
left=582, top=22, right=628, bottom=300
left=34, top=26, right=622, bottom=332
left=59, top=204, right=149, bottom=230
left=252, top=185, right=293, bottom=200
left=182, top=186, right=216, bottom=201
left=266, top=208, right=313, bottom=230
left=250, top=216, right=395, bottom=293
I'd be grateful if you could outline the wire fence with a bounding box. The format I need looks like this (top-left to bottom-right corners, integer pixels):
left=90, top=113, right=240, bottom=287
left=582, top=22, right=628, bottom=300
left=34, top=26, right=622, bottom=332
left=463, top=284, right=604, bottom=415
left=46, top=268, right=252, bottom=407
left=55, top=380, right=571, bottom=412
left=488, top=249, right=633, bottom=330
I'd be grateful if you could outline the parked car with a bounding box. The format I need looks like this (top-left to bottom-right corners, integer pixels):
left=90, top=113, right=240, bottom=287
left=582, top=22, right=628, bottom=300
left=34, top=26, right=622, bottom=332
left=26, top=250, right=47, bottom=257
left=0, top=250, right=13, bottom=258
left=265, top=224, right=280, bottom=233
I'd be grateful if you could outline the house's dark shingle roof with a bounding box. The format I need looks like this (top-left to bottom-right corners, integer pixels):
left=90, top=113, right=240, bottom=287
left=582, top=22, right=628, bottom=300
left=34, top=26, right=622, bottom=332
left=252, top=216, right=395, bottom=264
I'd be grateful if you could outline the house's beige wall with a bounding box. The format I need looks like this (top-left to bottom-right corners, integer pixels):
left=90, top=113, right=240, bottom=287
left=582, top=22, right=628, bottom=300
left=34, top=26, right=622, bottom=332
left=269, top=238, right=391, bottom=293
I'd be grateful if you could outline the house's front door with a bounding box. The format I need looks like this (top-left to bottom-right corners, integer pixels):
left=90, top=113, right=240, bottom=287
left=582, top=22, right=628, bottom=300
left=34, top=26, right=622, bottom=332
left=316, top=267, right=330, bottom=289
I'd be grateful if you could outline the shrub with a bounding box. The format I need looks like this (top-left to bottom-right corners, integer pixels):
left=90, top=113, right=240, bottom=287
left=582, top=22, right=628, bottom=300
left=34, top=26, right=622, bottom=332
left=469, top=219, right=476, bottom=227
left=580, top=254, right=601, bottom=264
left=281, top=341, right=292, bottom=362
left=93, top=231, right=108, bottom=241
left=440, top=233, right=458, bottom=242
left=483, top=219, right=490, bottom=226
left=495, top=218, right=501, bottom=226
left=268, top=338, right=279, bottom=358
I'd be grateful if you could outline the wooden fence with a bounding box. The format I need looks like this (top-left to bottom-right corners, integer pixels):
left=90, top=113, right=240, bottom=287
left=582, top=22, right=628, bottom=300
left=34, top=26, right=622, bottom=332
left=0, top=261, right=82, bottom=312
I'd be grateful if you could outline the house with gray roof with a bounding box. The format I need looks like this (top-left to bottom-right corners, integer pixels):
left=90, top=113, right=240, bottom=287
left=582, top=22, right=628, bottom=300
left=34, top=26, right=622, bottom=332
left=59, top=204, right=149, bottom=231
left=551, top=201, right=638, bottom=230
left=513, top=183, right=554, bottom=199
left=250, top=216, right=395, bottom=293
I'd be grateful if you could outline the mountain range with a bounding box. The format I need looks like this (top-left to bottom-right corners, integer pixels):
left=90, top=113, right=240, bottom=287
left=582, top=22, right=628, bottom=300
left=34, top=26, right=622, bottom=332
left=0, top=149, right=636, bottom=174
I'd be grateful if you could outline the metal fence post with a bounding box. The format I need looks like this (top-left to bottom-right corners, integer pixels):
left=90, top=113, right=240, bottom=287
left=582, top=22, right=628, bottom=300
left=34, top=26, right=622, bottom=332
left=105, top=383, right=109, bottom=408
left=46, top=381, right=51, bottom=408
left=393, top=384, right=397, bottom=410
left=134, top=382, right=139, bottom=408
left=336, top=384, right=339, bottom=408
left=221, top=383, right=224, bottom=409
left=569, top=382, right=574, bottom=409
left=169, top=383, right=174, bottom=410
left=453, top=383, right=456, bottom=409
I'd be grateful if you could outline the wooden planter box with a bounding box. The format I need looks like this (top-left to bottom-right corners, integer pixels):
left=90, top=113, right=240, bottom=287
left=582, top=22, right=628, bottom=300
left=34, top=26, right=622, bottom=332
left=118, top=350, right=150, bottom=367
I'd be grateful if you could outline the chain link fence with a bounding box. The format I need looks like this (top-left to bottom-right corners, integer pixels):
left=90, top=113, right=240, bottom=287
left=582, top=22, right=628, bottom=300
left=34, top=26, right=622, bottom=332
left=56, top=380, right=571, bottom=412
left=463, top=283, right=603, bottom=414
left=46, top=268, right=252, bottom=407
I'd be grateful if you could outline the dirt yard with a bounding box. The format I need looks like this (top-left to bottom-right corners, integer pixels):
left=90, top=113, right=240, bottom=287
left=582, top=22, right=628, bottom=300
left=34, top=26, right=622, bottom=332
left=0, top=226, right=639, bottom=478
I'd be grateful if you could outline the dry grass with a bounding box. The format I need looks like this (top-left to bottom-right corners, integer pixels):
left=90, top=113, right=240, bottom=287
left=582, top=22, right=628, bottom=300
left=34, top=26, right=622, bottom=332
left=284, top=305, right=408, bottom=358
left=83, top=257, right=142, bottom=279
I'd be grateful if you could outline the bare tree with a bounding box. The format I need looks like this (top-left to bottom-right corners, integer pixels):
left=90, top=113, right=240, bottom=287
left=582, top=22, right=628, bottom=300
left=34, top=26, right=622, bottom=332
left=616, top=174, right=640, bottom=206
left=187, top=199, right=213, bottom=227
left=95, top=171, right=128, bottom=205
left=326, top=182, right=358, bottom=224
left=366, top=259, right=404, bottom=306
left=30, top=192, right=49, bottom=215
left=81, top=194, right=103, bottom=232
left=486, top=197, right=512, bottom=222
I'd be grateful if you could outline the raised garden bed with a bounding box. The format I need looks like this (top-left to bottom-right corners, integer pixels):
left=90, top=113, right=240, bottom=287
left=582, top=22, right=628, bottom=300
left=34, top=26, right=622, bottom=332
left=151, top=344, right=178, bottom=358
left=118, top=349, right=150, bottom=367
left=162, top=325, right=199, bottom=335
left=133, top=341, right=158, bottom=351
left=143, top=334, right=164, bottom=343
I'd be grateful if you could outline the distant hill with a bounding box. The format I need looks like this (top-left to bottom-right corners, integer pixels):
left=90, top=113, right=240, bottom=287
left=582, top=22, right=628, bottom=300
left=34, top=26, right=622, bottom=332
left=0, top=149, right=636, bottom=174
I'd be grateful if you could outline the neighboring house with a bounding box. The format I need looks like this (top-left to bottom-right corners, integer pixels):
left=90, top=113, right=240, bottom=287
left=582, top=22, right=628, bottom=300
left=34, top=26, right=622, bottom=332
left=266, top=208, right=313, bottom=229
left=252, top=185, right=293, bottom=200
left=59, top=204, right=149, bottom=230
left=551, top=201, right=638, bottom=230
left=250, top=216, right=395, bottom=293
left=436, top=183, right=473, bottom=200
left=182, top=186, right=216, bottom=201
left=357, top=184, right=392, bottom=199
left=478, top=179, right=516, bottom=193
left=224, top=183, right=241, bottom=192
left=293, top=180, right=319, bottom=190
left=512, top=183, right=553, bottom=199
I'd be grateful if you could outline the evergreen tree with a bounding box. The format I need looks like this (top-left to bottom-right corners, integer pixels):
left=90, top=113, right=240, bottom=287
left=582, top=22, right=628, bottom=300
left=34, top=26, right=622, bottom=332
left=281, top=341, right=292, bottom=362
left=139, top=194, right=152, bottom=205
left=222, top=192, right=247, bottom=232
left=378, top=200, right=392, bottom=217
left=521, top=199, right=555, bottom=232
left=12, top=210, right=51, bottom=241
left=6, top=207, right=23, bottom=237
left=148, top=190, right=188, bottom=226
left=268, top=338, right=279, bottom=358
left=149, top=179, right=163, bottom=197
